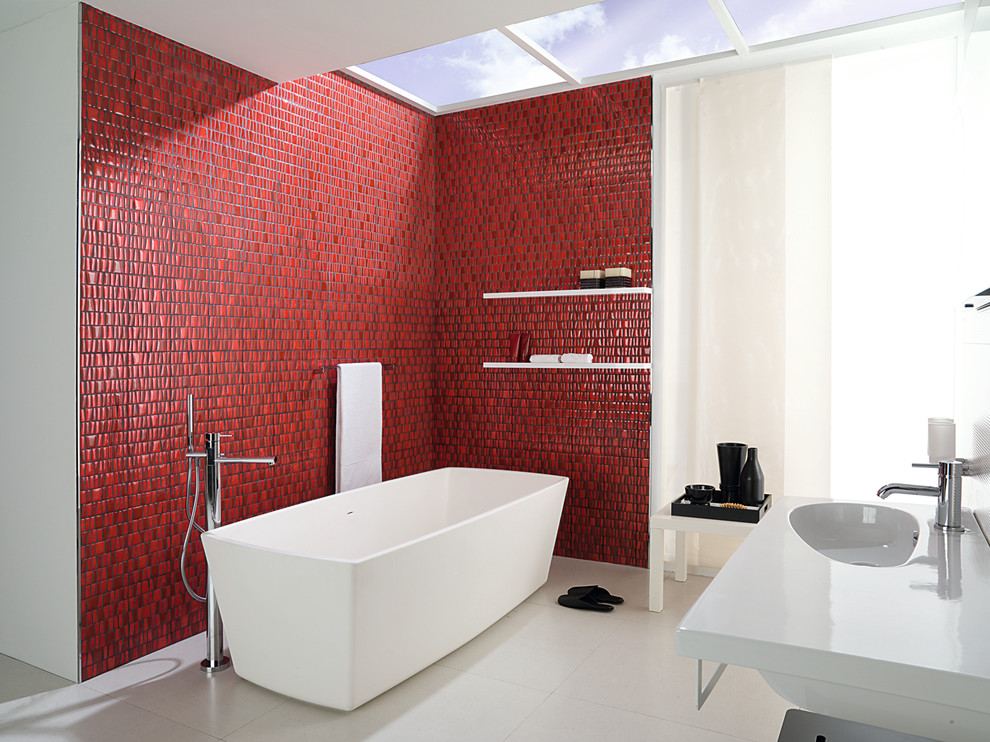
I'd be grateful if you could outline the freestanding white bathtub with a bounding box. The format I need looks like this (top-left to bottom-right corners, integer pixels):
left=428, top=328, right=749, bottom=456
left=200, top=467, right=568, bottom=710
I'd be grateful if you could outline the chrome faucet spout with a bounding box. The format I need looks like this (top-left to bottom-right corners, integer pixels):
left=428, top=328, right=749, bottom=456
left=877, top=460, right=965, bottom=532
left=218, top=455, right=277, bottom=466
left=876, top=484, right=940, bottom=499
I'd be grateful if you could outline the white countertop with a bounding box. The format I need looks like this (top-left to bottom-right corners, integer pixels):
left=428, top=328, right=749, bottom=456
left=676, top=496, right=990, bottom=715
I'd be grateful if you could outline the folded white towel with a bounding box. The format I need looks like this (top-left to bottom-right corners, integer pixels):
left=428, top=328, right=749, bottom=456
left=561, top=353, right=593, bottom=364
left=529, top=354, right=561, bottom=363
left=336, top=362, right=382, bottom=493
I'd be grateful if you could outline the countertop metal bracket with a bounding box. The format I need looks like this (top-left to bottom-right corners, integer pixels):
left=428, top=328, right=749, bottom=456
left=697, top=659, right=728, bottom=710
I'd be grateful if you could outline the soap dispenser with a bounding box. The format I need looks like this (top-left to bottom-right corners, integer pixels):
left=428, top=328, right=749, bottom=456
left=740, top=447, right=765, bottom=506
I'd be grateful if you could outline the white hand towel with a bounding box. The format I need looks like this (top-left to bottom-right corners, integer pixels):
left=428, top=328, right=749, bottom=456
left=336, top=362, right=382, bottom=493
left=529, top=354, right=561, bottom=363
left=561, top=353, right=593, bottom=364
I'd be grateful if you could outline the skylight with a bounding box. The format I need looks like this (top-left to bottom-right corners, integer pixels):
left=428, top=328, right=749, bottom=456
left=510, top=0, right=731, bottom=79
left=720, top=0, right=960, bottom=47
left=348, top=0, right=975, bottom=113
left=357, top=29, right=565, bottom=108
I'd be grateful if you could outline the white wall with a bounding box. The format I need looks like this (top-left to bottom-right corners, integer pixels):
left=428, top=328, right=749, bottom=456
left=0, top=4, right=80, bottom=681
left=783, top=60, right=832, bottom=501
left=655, top=32, right=990, bottom=575
left=831, top=35, right=990, bottom=501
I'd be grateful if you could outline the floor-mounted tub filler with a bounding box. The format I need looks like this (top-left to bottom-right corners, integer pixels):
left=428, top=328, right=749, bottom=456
left=183, top=393, right=278, bottom=674
left=201, top=467, right=568, bottom=710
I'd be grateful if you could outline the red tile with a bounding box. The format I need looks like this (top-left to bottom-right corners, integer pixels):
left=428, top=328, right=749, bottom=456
left=435, top=81, right=652, bottom=569
left=79, top=5, right=436, bottom=680
left=79, top=4, right=650, bottom=682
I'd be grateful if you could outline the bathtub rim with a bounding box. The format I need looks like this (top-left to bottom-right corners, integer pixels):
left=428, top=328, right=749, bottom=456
left=201, top=466, right=569, bottom=565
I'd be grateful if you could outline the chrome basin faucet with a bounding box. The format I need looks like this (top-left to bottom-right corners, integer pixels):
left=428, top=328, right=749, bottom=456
left=877, top=460, right=966, bottom=532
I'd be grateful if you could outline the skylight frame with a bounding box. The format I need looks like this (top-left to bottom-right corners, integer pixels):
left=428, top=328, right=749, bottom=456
left=497, top=25, right=582, bottom=85
left=733, top=1, right=966, bottom=53
left=719, top=0, right=963, bottom=50
left=707, top=0, right=748, bottom=56
left=343, top=1, right=982, bottom=116
left=508, top=0, right=737, bottom=80
left=347, top=26, right=573, bottom=111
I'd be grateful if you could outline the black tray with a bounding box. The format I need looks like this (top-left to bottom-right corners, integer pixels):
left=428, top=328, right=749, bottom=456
left=670, top=494, right=772, bottom=523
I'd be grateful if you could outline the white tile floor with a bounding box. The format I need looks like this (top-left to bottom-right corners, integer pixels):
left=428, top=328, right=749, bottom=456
left=0, top=558, right=792, bottom=741
left=0, top=656, right=73, bottom=706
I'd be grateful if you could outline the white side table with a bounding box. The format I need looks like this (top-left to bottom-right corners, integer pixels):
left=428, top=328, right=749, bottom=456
left=648, top=502, right=765, bottom=612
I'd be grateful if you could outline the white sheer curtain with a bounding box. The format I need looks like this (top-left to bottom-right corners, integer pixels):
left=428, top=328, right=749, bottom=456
left=830, top=37, right=990, bottom=500
left=653, top=60, right=832, bottom=570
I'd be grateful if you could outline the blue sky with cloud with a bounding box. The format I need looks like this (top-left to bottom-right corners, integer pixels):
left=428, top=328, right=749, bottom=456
left=356, top=0, right=953, bottom=107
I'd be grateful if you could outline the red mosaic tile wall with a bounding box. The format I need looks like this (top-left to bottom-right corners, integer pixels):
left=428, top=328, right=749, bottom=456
left=435, top=81, right=653, bottom=567
left=78, top=6, right=436, bottom=679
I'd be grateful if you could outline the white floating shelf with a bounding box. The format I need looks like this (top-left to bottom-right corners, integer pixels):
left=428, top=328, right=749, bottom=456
left=483, top=287, right=652, bottom=299
left=484, top=362, right=651, bottom=370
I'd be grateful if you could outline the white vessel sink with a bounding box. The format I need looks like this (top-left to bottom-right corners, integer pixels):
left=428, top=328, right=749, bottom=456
left=788, top=502, right=920, bottom=567
left=676, top=497, right=990, bottom=741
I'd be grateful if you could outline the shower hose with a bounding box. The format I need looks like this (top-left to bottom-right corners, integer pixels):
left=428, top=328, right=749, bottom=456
left=180, top=456, right=219, bottom=603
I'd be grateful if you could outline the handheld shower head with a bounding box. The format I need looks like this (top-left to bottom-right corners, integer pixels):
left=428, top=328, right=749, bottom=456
left=187, top=394, right=195, bottom=451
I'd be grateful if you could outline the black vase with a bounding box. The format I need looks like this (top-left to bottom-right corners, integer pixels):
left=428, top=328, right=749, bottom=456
left=740, top=447, right=765, bottom=506
left=716, top=442, right=747, bottom=503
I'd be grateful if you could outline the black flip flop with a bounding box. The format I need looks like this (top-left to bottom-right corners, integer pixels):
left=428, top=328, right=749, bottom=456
left=566, top=585, right=624, bottom=604
left=557, top=589, right=613, bottom=612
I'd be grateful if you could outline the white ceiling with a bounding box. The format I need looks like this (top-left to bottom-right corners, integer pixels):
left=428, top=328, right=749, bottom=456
left=0, top=0, right=597, bottom=82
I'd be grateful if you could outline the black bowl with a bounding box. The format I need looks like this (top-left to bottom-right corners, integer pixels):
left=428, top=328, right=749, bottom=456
left=684, top=484, right=715, bottom=504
